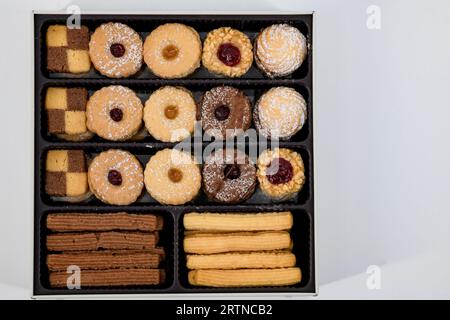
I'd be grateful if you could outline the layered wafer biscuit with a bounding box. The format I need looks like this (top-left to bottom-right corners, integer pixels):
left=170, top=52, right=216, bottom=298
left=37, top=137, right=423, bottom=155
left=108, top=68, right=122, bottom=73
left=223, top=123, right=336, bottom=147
left=183, top=231, right=291, bottom=254
left=50, top=269, right=165, bottom=287
left=47, top=232, right=158, bottom=251
left=183, top=212, right=293, bottom=231
left=47, top=250, right=161, bottom=271
left=186, top=251, right=296, bottom=270
left=46, top=25, right=91, bottom=73
left=47, top=213, right=163, bottom=232
left=188, top=267, right=301, bottom=287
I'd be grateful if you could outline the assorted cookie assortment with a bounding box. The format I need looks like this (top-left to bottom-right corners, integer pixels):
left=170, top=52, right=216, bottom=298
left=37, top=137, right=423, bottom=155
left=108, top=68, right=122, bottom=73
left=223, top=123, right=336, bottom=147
left=45, top=22, right=307, bottom=78
left=36, top=15, right=313, bottom=295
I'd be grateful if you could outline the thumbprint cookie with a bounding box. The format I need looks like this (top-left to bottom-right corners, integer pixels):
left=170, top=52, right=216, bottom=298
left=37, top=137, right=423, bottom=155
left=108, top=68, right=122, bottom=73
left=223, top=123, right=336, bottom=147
left=143, top=23, right=202, bottom=78
left=202, top=27, right=253, bottom=77
left=89, top=22, right=143, bottom=78
left=86, top=86, right=143, bottom=141
left=144, top=149, right=201, bottom=205
left=88, top=150, right=144, bottom=205
left=144, top=86, right=196, bottom=142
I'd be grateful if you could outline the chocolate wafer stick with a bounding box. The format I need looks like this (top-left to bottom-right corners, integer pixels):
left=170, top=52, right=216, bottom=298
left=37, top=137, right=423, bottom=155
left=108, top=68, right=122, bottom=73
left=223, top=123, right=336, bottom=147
left=50, top=269, right=165, bottom=287
left=47, top=232, right=158, bottom=251
left=47, top=251, right=161, bottom=271
left=47, top=213, right=163, bottom=232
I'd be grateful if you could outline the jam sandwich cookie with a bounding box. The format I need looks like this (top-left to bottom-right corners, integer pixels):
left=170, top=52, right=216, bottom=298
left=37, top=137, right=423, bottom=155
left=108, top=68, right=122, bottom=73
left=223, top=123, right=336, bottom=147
left=144, top=86, right=196, bottom=142
left=45, top=87, right=93, bottom=141
left=202, top=27, right=253, bottom=77
left=202, top=149, right=256, bottom=204
left=45, top=149, right=91, bottom=202
left=200, top=86, right=252, bottom=139
left=46, top=25, right=91, bottom=74
left=144, top=148, right=201, bottom=205
left=88, top=149, right=144, bottom=205
left=143, top=23, right=202, bottom=78
left=253, top=87, right=307, bottom=140
left=257, top=148, right=305, bottom=201
left=254, top=24, right=307, bottom=78
left=86, top=86, right=143, bottom=141
left=89, top=22, right=143, bottom=78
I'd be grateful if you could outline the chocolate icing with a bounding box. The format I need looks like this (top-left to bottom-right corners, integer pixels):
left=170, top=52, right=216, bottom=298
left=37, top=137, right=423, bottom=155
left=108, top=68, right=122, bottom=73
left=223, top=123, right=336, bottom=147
left=200, top=86, right=251, bottom=139
left=202, top=149, right=256, bottom=203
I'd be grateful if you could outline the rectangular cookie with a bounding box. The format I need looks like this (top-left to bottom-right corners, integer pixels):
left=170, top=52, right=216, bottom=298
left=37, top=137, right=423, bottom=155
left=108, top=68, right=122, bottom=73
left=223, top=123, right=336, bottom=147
left=47, top=213, right=163, bottom=232
left=183, top=231, right=292, bottom=254
left=46, top=25, right=90, bottom=73
left=188, top=268, right=301, bottom=287
left=47, top=232, right=158, bottom=251
left=183, top=212, right=293, bottom=231
left=47, top=251, right=161, bottom=271
left=50, top=269, right=165, bottom=287
left=186, top=251, right=296, bottom=270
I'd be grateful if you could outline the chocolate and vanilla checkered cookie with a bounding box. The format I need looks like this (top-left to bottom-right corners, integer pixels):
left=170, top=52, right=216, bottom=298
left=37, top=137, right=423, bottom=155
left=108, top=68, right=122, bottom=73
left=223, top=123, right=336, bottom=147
left=46, top=25, right=91, bottom=74
left=45, top=150, right=91, bottom=202
left=45, top=87, right=93, bottom=141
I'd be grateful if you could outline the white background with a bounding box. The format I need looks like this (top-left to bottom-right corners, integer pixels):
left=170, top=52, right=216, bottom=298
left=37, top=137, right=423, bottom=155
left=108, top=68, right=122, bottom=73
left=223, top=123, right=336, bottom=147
left=0, top=0, right=449, bottom=299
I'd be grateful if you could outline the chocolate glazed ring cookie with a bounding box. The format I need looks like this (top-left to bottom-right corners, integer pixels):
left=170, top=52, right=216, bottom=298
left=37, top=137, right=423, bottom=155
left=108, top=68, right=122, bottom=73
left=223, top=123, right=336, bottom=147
left=202, top=149, right=256, bottom=204
left=86, top=86, right=143, bottom=141
left=200, top=86, right=252, bottom=139
left=88, top=150, right=144, bottom=205
left=89, top=22, right=143, bottom=78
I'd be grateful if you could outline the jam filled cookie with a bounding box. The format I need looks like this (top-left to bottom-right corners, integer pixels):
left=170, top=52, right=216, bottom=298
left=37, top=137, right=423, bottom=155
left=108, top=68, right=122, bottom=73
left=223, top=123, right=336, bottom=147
left=144, top=86, right=196, bottom=142
left=86, top=86, right=143, bottom=141
left=144, top=149, right=201, bottom=205
left=200, top=86, right=251, bottom=139
left=45, top=150, right=91, bottom=202
left=202, top=149, right=256, bottom=204
left=257, top=148, right=305, bottom=201
left=202, top=27, right=253, bottom=77
left=88, top=150, right=144, bottom=205
left=89, top=22, right=143, bottom=78
left=254, top=87, right=307, bottom=140
left=45, top=87, right=93, bottom=141
left=46, top=25, right=91, bottom=74
left=254, top=24, right=307, bottom=78
left=143, top=23, right=201, bottom=79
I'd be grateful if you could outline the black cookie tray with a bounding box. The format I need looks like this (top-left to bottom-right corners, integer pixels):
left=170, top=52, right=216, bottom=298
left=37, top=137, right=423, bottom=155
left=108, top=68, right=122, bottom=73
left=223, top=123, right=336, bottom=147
left=33, top=13, right=315, bottom=296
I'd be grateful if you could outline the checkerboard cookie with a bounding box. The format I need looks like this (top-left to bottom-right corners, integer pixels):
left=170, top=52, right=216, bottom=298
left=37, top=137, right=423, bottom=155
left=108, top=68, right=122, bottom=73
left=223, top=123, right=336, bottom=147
left=45, top=150, right=91, bottom=202
left=46, top=25, right=91, bottom=74
left=45, top=87, right=93, bottom=141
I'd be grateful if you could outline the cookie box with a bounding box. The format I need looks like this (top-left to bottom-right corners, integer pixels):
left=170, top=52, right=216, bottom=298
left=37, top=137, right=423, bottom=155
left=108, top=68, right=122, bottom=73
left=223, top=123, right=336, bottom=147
left=33, top=12, right=316, bottom=297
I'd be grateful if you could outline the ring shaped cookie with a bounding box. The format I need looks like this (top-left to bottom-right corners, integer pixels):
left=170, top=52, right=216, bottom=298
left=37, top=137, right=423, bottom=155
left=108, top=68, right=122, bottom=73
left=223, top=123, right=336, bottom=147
left=88, top=149, right=144, bottom=205
left=144, top=86, right=196, bottom=142
left=144, top=23, right=202, bottom=79
left=144, top=149, right=201, bottom=205
left=200, top=86, right=252, bottom=139
left=86, top=86, right=143, bottom=141
left=89, top=22, right=143, bottom=78
left=202, top=149, right=256, bottom=204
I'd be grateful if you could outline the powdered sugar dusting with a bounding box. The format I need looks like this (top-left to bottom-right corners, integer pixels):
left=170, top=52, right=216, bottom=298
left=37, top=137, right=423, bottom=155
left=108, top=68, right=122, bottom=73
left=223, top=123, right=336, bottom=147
left=255, top=24, right=307, bottom=77
left=89, top=22, right=143, bottom=78
left=255, top=87, right=307, bottom=139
